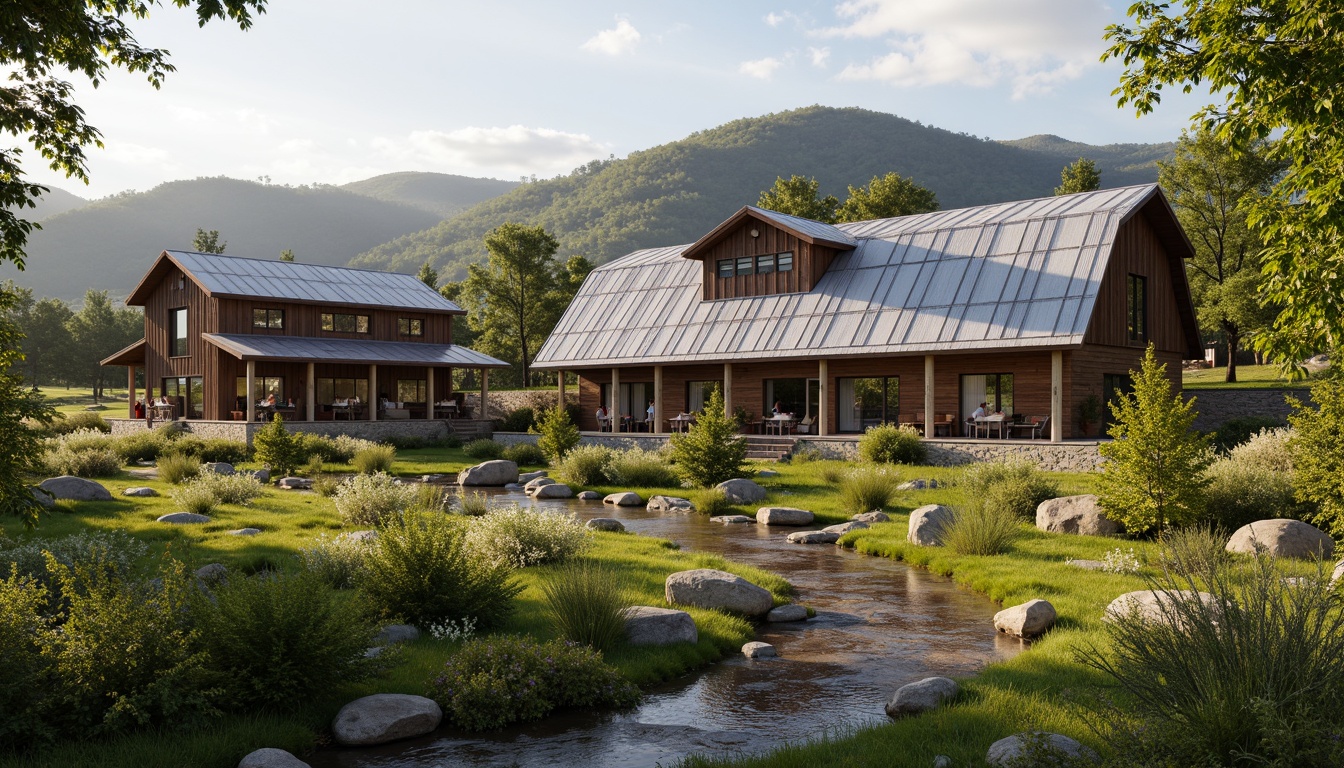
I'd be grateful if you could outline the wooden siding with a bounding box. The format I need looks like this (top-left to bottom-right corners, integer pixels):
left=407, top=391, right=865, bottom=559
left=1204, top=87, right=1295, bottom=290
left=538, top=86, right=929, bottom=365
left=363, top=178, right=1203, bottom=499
left=1084, top=213, right=1190, bottom=355
left=142, top=265, right=213, bottom=407
left=216, top=298, right=453, bottom=343
left=695, top=220, right=840, bottom=300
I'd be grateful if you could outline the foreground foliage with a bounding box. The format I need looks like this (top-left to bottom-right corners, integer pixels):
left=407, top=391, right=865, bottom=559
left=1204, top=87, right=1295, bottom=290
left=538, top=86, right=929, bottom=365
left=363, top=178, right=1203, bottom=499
left=539, top=559, right=632, bottom=652
left=1288, top=373, right=1344, bottom=536
left=857, top=423, right=926, bottom=465
left=669, top=389, right=746, bottom=487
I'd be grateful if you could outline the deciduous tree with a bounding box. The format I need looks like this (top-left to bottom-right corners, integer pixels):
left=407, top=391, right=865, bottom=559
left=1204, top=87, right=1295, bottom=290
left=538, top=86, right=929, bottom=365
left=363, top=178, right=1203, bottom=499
left=0, top=289, right=54, bottom=526
left=1287, top=373, right=1344, bottom=536
left=278, top=249, right=294, bottom=262
left=1054, top=158, right=1101, bottom=195
left=66, top=290, right=141, bottom=400
left=757, top=175, right=838, bottom=223
left=192, top=228, right=226, bottom=254
left=835, top=173, right=939, bottom=222
left=416, top=260, right=438, bottom=290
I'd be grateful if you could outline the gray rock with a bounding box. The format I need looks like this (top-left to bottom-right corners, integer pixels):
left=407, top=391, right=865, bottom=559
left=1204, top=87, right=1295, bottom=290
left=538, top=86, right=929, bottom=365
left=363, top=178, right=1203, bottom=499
left=237, top=747, right=311, bottom=768
left=853, top=510, right=891, bottom=523
left=885, top=677, right=959, bottom=718
left=756, top=469, right=780, bottom=478
left=933, top=756, right=952, bottom=768
left=30, top=488, right=54, bottom=508
left=604, top=491, right=644, bottom=506
left=518, top=470, right=549, bottom=483
left=1105, top=590, right=1219, bottom=626
left=665, top=568, right=773, bottom=617
left=993, top=599, right=1057, bottom=639
left=711, top=515, right=755, bottom=524
left=341, top=530, right=378, bottom=544
left=757, top=507, right=814, bottom=526
left=532, top=483, right=574, bottom=499
left=158, top=512, right=211, bottom=524
left=1333, top=559, right=1344, bottom=587
left=823, top=521, right=869, bottom=534
left=624, top=606, right=697, bottom=646
left=1066, top=559, right=1107, bottom=571
left=457, top=460, right=519, bottom=487
left=742, top=641, right=776, bottom=658
left=1226, top=519, right=1335, bottom=559
left=576, top=491, right=603, bottom=500
left=586, top=517, right=626, bottom=532
left=766, top=604, right=808, bottom=622
left=421, top=474, right=449, bottom=483
left=1035, top=495, right=1120, bottom=536
left=503, top=483, right=524, bottom=491
left=331, top=694, right=443, bottom=746
left=787, top=530, right=840, bottom=544
left=524, top=476, right=556, bottom=492
left=38, top=476, right=112, bottom=502
left=986, top=732, right=1098, bottom=766
left=228, top=527, right=261, bottom=536
left=122, top=486, right=159, bottom=497
left=908, top=505, right=954, bottom=546
left=277, top=477, right=312, bottom=490
left=363, top=646, right=384, bottom=659
left=250, top=469, right=271, bottom=484
left=202, top=462, right=235, bottom=475
left=716, top=478, right=767, bottom=504
left=647, top=495, right=696, bottom=513
left=195, top=563, right=228, bottom=584
left=897, top=479, right=940, bottom=491
left=375, top=624, right=420, bottom=645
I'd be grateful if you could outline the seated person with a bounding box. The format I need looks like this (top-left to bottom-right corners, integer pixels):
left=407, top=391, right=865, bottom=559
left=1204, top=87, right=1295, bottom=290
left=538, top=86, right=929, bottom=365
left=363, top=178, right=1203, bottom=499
left=772, top=400, right=784, bottom=416
left=966, top=402, right=988, bottom=423
left=595, top=404, right=609, bottom=429
left=645, top=400, right=655, bottom=427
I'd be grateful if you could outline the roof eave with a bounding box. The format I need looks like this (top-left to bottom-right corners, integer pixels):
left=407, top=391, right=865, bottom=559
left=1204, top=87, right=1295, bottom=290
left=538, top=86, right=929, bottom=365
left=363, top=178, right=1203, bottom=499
left=681, top=206, right=855, bottom=260
left=100, top=338, right=147, bottom=366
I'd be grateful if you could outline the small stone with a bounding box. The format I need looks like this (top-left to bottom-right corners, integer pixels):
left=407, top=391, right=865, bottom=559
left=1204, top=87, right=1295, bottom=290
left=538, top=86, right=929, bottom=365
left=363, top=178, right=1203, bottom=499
left=1105, top=590, right=1219, bottom=626
left=532, top=483, right=574, bottom=499
left=604, top=491, right=644, bottom=507
left=503, top=483, right=524, bottom=491
left=518, top=470, right=549, bottom=483
left=993, top=599, right=1057, bottom=639
left=932, top=756, right=952, bottom=768
left=277, top=477, right=312, bottom=490
left=715, top=478, right=767, bottom=504
left=38, top=476, right=113, bottom=502
left=576, top=491, right=602, bottom=500
left=823, top=521, right=869, bottom=534
left=331, top=694, right=443, bottom=746
left=524, top=476, right=557, bottom=492
left=374, top=624, right=420, bottom=645
left=624, top=606, right=698, bottom=646
left=853, top=510, right=890, bottom=523
left=908, top=505, right=954, bottom=546
left=985, top=732, right=1098, bottom=766
left=742, top=641, right=776, bottom=658
left=586, top=518, right=626, bottom=532
left=647, top=495, right=696, bottom=513
left=341, top=530, right=378, bottom=544
left=766, top=604, right=808, bottom=622
left=787, top=530, right=840, bottom=544
left=710, top=515, right=755, bottom=524
left=886, top=677, right=959, bottom=718
left=195, top=563, right=228, bottom=584
left=1066, top=559, right=1106, bottom=571
left=158, top=512, right=211, bottom=524
left=756, top=470, right=780, bottom=478
left=228, top=527, right=262, bottom=536
left=757, top=507, right=814, bottom=526
left=202, top=462, right=235, bottom=475
left=237, top=747, right=311, bottom=768
left=421, top=474, right=448, bottom=483
left=897, top=479, right=940, bottom=491
left=122, top=486, right=159, bottom=497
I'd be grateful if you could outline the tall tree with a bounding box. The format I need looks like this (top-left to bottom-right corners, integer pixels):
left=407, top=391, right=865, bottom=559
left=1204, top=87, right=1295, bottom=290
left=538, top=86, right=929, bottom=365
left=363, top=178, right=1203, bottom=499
left=416, top=260, right=438, bottom=290
left=22, top=298, right=75, bottom=389
left=278, top=249, right=295, bottom=262
left=1, top=1, right=265, bottom=270
left=0, top=288, right=54, bottom=526
left=1054, top=158, right=1101, bottom=195
left=757, top=175, right=839, bottom=223
left=1104, top=0, right=1344, bottom=366
left=835, top=172, right=939, bottom=222
left=439, top=280, right=478, bottom=390
left=66, top=290, right=141, bottom=400
left=192, top=228, right=226, bottom=254
left=1159, top=131, right=1283, bottom=382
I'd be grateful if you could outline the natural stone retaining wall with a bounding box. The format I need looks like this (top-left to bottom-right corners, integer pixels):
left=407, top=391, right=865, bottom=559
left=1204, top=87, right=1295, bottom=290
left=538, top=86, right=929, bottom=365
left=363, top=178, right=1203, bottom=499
left=494, top=432, right=669, bottom=452
left=796, top=437, right=1105, bottom=473
left=1184, top=388, right=1310, bottom=433
left=108, top=418, right=458, bottom=445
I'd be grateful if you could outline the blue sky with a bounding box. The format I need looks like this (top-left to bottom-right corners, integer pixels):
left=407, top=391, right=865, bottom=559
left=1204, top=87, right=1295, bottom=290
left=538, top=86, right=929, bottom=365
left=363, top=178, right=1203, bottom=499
left=30, top=0, right=1212, bottom=198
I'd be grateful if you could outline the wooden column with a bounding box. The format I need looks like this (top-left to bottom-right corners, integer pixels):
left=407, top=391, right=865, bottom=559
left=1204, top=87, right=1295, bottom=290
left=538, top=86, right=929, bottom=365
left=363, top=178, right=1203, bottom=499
left=127, top=366, right=137, bottom=419
left=653, top=365, right=664, bottom=433
left=369, top=364, right=378, bottom=421
left=245, top=360, right=256, bottom=423
left=924, top=355, right=936, bottom=438
left=427, top=367, right=435, bottom=420
left=818, top=359, right=829, bottom=436
left=723, top=362, right=733, bottom=418
left=557, top=370, right=566, bottom=412
left=480, top=368, right=489, bottom=421
left=305, top=362, right=315, bottom=422
left=610, top=367, right=620, bottom=421
left=1051, top=350, right=1063, bottom=443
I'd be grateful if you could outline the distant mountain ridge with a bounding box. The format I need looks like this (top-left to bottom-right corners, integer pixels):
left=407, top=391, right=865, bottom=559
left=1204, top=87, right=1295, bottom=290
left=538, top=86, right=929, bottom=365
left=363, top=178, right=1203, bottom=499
left=341, top=172, right=519, bottom=218
left=351, top=106, right=1175, bottom=281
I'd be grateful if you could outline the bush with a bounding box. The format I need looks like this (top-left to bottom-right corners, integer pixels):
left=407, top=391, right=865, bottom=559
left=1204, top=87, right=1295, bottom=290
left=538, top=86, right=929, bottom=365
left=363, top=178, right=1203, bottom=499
left=456, top=491, right=491, bottom=516
left=113, top=429, right=172, bottom=463
left=428, top=634, right=639, bottom=731
left=41, top=444, right=122, bottom=478
left=1211, top=415, right=1287, bottom=453
left=534, top=406, right=580, bottom=461
left=539, top=560, right=631, bottom=652
left=555, top=443, right=613, bottom=486
left=164, top=437, right=251, bottom=464
left=384, top=434, right=427, bottom=450
left=351, top=444, right=396, bottom=474
left=1203, top=457, right=1304, bottom=531
left=1230, top=426, right=1294, bottom=473
left=788, top=444, right=825, bottom=463
left=48, top=411, right=110, bottom=435
left=668, top=389, right=747, bottom=487
left=942, top=504, right=1022, bottom=555
left=298, top=534, right=371, bottom=589
left=301, top=455, right=325, bottom=477
left=502, top=442, right=547, bottom=467
left=442, top=434, right=464, bottom=449
left=331, top=472, right=416, bottom=526
left=193, top=471, right=264, bottom=506
left=466, top=505, right=590, bottom=568
left=857, top=423, right=927, bottom=464
left=690, top=487, right=737, bottom=517
left=0, top=530, right=148, bottom=592
left=462, top=438, right=504, bottom=460
left=359, top=510, right=520, bottom=627
left=838, top=465, right=901, bottom=514
left=605, top=447, right=678, bottom=487
left=1288, top=375, right=1344, bottom=536
left=193, top=570, right=378, bottom=709
left=172, top=482, right=217, bottom=516
left=0, top=570, right=56, bottom=749
left=498, top=407, right=535, bottom=432
left=959, top=459, right=1060, bottom=519
left=252, top=415, right=302, bottom=475
left=156, top=452, right=202, bottom=485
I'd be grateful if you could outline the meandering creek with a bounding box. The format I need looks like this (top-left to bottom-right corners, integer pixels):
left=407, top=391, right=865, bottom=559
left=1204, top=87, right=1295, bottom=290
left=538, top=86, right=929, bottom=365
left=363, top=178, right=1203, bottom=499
left=307, top=489, right=1021, bottom=768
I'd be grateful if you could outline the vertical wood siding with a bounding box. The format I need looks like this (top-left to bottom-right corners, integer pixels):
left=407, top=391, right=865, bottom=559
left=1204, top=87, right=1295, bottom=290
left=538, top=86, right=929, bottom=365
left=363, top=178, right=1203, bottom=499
left=695, top=221, right=840, bottom=300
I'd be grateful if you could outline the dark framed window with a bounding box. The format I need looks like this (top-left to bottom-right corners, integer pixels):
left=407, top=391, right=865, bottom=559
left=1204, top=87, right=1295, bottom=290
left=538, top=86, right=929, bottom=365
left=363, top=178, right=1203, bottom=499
left=236, top=376, right=283, bottom=402
left=686, top=380, right=723, bottom=413
left=765, top=377, right=820, bottom=420
left=317, top=377, right=368, bottom=403
left=1127, top=274, right=1147, bottom=342
left=717, top=260, right=734, bottom=279
left=396, top=380, right=426, bottom=402
left=398, top=318, right=424, bottom=337
left=756, top=253, right=776, bottom=274
left=169, top=307, right=188, bottom=357
left=838, top=376, right=898, bottom=433
left=714, top=252, right=795, bottom=278
left=777, top=252, right=794, bottom=272
left=321, top=312, right=370, bottom=334
left=252, top=308, right=284, bottom=329
left=735, top=256, right=753, bottom=276
left=162, top=376, right=203, bottom=419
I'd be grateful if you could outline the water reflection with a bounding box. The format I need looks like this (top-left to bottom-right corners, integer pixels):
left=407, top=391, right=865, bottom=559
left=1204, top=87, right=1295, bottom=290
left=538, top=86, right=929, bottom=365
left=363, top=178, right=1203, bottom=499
left=307, top=487, right=1020, bottom=768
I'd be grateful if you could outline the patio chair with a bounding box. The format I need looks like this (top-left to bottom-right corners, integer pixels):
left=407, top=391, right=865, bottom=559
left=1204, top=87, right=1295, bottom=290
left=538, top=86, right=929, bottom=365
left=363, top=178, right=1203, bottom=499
left=1010, top=415, right=1050, bottom=440
left=930, top=413, right=954, bottom=437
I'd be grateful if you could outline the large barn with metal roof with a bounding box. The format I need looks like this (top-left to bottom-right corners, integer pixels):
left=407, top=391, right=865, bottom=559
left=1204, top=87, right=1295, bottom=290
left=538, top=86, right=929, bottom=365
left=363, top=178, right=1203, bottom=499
left=533, top=184, right=1201, bottom=441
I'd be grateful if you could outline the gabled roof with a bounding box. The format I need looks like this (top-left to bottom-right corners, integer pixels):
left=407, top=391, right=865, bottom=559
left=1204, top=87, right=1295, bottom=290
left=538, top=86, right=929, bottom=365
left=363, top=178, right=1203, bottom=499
left=534, top=184, right=1200, bottom=369
left=202, top=334, right=509, bottom=368
left=125, top=251, right=464, bottom=314
left=100, top=338, right=146, bottom=367
left=681, top=205, right=857, bottom=260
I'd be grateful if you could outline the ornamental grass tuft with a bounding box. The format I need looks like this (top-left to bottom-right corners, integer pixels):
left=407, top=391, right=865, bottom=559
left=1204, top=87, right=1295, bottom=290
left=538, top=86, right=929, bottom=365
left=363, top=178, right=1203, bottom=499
left=539, top=559, right=632, bottom=652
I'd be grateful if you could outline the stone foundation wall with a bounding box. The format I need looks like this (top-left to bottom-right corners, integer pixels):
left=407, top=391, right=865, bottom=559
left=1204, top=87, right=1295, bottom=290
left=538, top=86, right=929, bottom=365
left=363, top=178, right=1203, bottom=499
left=107, top=418, right=456, bottom=445
left=796, top=437, right=1105, bottom=473
left=1185, top=388, right=1310, bottom=433
left=494, top=432, right=668, bottom=452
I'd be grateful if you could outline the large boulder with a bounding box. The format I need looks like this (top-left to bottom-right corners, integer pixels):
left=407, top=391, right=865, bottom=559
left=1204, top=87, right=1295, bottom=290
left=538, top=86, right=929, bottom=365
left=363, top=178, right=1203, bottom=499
left=647, top=495, right=696, bottom=513
left=532, top=483, right=573, bottom=499
left=986, top=732, right=1098, bottom=766
left=586, top=518, right=626, bottom=532
left=518, top=470, right=549, bottom=483
left=576, top=491, right=602, bottom=500
left=624, top=606, right=697, bottom=646
left=277, top=477, right=312, bottom=490
left=716, top=478, right=767, bottom=504
left=250, top=469, right=270, bottom=484
left=885, top=677, right=959, bottom=718
left=1333, top=559, right=1344, bottom=587
left=786, top=530, right=840, bottom=545
left=711, top=515, right=755, bottom=524
left=1105, top=590, right=1219, bottom=626
left=457, top=460, right=519, bottom=487
left=604, top=491, right=644, bottom=507
left=1035, top=495, right=1120, bottom=536
left=331, top=694, right=442, bottom=746
left=201, top=462, right=235, bottom=475
left=30, top=488, right=54, bottom=508
left=908, top=505, right=954, bottom=546
left=237, top=748, right=311, bottom=768
left=195, top=563, right=228, bottom=584
left=523, top=476, right=556, bottom=492
left=993, top=599, right=1057, bottom=639
left=756, top=507, right=814, bottom=526
left=665, top=568, right=773, bottom=617
left=38, top=476, right=112, bottom=502
left=1226, top=519, right=1335, bottom=559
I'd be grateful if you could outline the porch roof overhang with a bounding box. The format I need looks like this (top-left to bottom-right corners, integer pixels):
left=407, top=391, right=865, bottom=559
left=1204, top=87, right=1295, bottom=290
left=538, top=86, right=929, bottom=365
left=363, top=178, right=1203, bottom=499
left=202, top=333, right=510, bottom=368
left=100, top=338, right=146, bottom=367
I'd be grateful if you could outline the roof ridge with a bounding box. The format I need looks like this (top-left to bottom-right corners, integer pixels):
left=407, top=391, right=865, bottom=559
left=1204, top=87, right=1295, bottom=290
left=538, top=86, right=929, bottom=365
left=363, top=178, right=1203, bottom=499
left=164, top=249, right=436, bottom=281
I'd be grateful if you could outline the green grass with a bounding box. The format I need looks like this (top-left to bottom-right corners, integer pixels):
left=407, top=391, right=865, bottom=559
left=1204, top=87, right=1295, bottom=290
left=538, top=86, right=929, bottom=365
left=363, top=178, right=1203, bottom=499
left=1182, top=364, right=1311, bottom=390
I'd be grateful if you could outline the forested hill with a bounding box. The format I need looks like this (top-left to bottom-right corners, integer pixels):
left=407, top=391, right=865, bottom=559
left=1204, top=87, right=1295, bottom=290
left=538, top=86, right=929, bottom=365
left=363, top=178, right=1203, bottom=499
left=26, top=186, right=89, bottom=221
left=341, top=172, right=519, bottom=218
left=352, top=106, right=1175, bottom=280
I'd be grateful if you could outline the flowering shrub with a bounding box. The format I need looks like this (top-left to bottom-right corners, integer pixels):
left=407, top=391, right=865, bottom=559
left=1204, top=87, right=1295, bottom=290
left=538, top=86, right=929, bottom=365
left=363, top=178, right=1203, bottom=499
left=466, top=505, right=589, bottom=568
left=332, top=472, right=416, bottom=526
left=1102, top=547, right=1142, bottom=575
left=428, top=634, right=639, bottom=731
left=427, top=616, right=477, bottom=643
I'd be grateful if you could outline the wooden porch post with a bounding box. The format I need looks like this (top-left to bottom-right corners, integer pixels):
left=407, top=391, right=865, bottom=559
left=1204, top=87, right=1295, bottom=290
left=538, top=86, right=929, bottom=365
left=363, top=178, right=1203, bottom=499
left=127, top=366, right=136, bottom=419
left=480, top=368, right=489, bottom=421
left=817, top=359, right=829, bottom=436
left=306, top=362, right=315, bottom=422
left=924, top=355, right=935, bottom=438
left=610, top=367, right=620, bottom=422
left=1051, top=350, right=1063, bottom=443
left=245, top=360, right=256, bottom=423
left=427, top=367, right=435, bottom=420
left=369, top=364, right=378, bottom=421
left=557, top=369, right=566, bottom=412
left=723, top=362, right=733, bottom=418
left=653, top=365, right=664, bottom=433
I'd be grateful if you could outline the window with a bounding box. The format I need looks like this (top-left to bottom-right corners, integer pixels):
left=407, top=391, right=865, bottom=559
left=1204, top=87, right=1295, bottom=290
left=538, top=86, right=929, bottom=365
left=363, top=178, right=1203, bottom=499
left=837, top=377, right=898, bottom=432
left=598, top=382, right=653, bottom=418
left=396, top=380, right=426, bottom=403
left=162, top=376, right=203, bottom=419
left=398, top=318, right=424, bottom=337
left=236, top=376, right=283, bottom=403
left=169, top=307, right=188, bottom=357
left=1127, top=274, right=1147, bottom=342
left=320, top=312, right=369, bottom=334
left=1103, top=374, right=1134, bottom=430
left=735, top=256, right=753, bottom=276
left=960, top=374, right=1014, bottom=426
left=714, top=252, right=795, bottom=278
left=717, top=260, right=733, bottom=279
left=756, top=254, right=776, bottom=274
left=764, top=378, right=819, bottom=420
left=252, top=308, right=284, bottom=329
left=686, top=380, right=723, bottom=413
left=317, top=377, right=368, bottom=404
left=777, top=252, right=793, bottom=272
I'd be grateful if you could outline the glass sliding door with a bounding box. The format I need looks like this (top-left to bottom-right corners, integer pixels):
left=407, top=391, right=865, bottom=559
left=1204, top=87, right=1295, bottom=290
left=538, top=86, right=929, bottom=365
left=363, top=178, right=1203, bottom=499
left=960, top=373, right=1015, bottom=429
left=686, top=380, right=722, bottom=413
left=764, top=378, right=806, bottom=418
left=163, top=376, right=204, bottom=419
left=837, top=377, right=898, bottom=433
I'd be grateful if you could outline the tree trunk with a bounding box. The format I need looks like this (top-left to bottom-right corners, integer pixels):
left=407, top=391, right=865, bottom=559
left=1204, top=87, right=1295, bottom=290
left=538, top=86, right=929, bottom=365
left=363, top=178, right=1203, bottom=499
left=1225, top=328, right=1240, bottom=383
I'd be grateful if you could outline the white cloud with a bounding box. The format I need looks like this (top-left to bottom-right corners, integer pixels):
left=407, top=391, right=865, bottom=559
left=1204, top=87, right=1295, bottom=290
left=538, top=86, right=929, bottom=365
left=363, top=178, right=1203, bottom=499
left=581, top=19, right=641, bottom=56
left=765, top=11, right=795, bottom=27
left=808, top=46, right=831, bottom=68
left=825, top=0, right=1110, bottom=97
left=739, top=57, right=785, bottom=80
left=371, top=125, right=610, bottom=177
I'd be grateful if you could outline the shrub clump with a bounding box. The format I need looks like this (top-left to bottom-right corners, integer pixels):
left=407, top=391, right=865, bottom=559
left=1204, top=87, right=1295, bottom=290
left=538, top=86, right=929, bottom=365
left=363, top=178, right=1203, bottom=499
left=48, top=411, right=110, bottom=435
left=533, top=406, right=580, bottom=461
left=0, top=530, right=147, bottom=592
left=428, top=634, right=639, bottom=732
left=462, top=438, right=504, bottom=460
left=192, top=471, right=264, bottom=506
left=668, top=389, right=746, bottom=487
left=555, top=444, right=614, bottom=487
left=1203, top=455, right=1303, bottom=531
left=1288, top=375, right=1344, bottom=535
left=1211, top=415, right=1287, bottom=453
left=252, top=415, right=302, bottom=475
left=172, top=482, right=218, bottom=516
left=959, top=459, right=1060, bottom=519
left=156, top=452, right=202, bottom=484
left=501, top=442, right=547, bottom=467
left=497, top=407, right=535, bottom=432
left=455, top=491, right=491, bottom=516
left=604, top=447, right=678, bottom=487
left=539, top=560, right=631, bottom=652
left=837, top=465, right=901, bottom=514
left=857, top=423, right=927, bottom=465
left=942, top=504, right=1022, bottom=555
left=350, top=444, right=396, bottom=474
left=113, top=429, right=172, bottom=463
left=298, top=533, right=371, bottom=589
left=466, top=505, right=590, bottom=568
left=40, top=443, right=122, bottom=478
left=331, top=472, right=416, bottom=526
left=690, top=487, right=737, bottom=517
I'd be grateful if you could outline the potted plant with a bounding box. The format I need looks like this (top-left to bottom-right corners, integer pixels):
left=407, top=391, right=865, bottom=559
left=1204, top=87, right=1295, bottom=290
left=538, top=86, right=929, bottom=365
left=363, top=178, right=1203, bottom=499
left=1078, top=394, right=1102, bottom=437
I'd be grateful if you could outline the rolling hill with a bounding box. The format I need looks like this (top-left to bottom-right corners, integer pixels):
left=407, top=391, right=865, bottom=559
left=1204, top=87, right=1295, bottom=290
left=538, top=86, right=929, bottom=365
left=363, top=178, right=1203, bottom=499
left=27, top=186, right=89, bottom=221
left=352, top=106, right=1176, bottom=280
left=341, top=172, right=519, bottom=218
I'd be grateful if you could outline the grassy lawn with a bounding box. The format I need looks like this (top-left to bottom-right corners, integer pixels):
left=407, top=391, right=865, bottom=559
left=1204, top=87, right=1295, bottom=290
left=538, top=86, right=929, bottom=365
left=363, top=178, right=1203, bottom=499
left=1182, top=364, right=1311, bottom=390
left=31, top=386, right=129, bottom=416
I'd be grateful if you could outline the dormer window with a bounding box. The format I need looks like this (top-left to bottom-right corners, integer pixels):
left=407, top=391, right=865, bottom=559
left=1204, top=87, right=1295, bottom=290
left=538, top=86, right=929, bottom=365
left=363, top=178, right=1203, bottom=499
left=716, top=251, right=794, bottom=279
